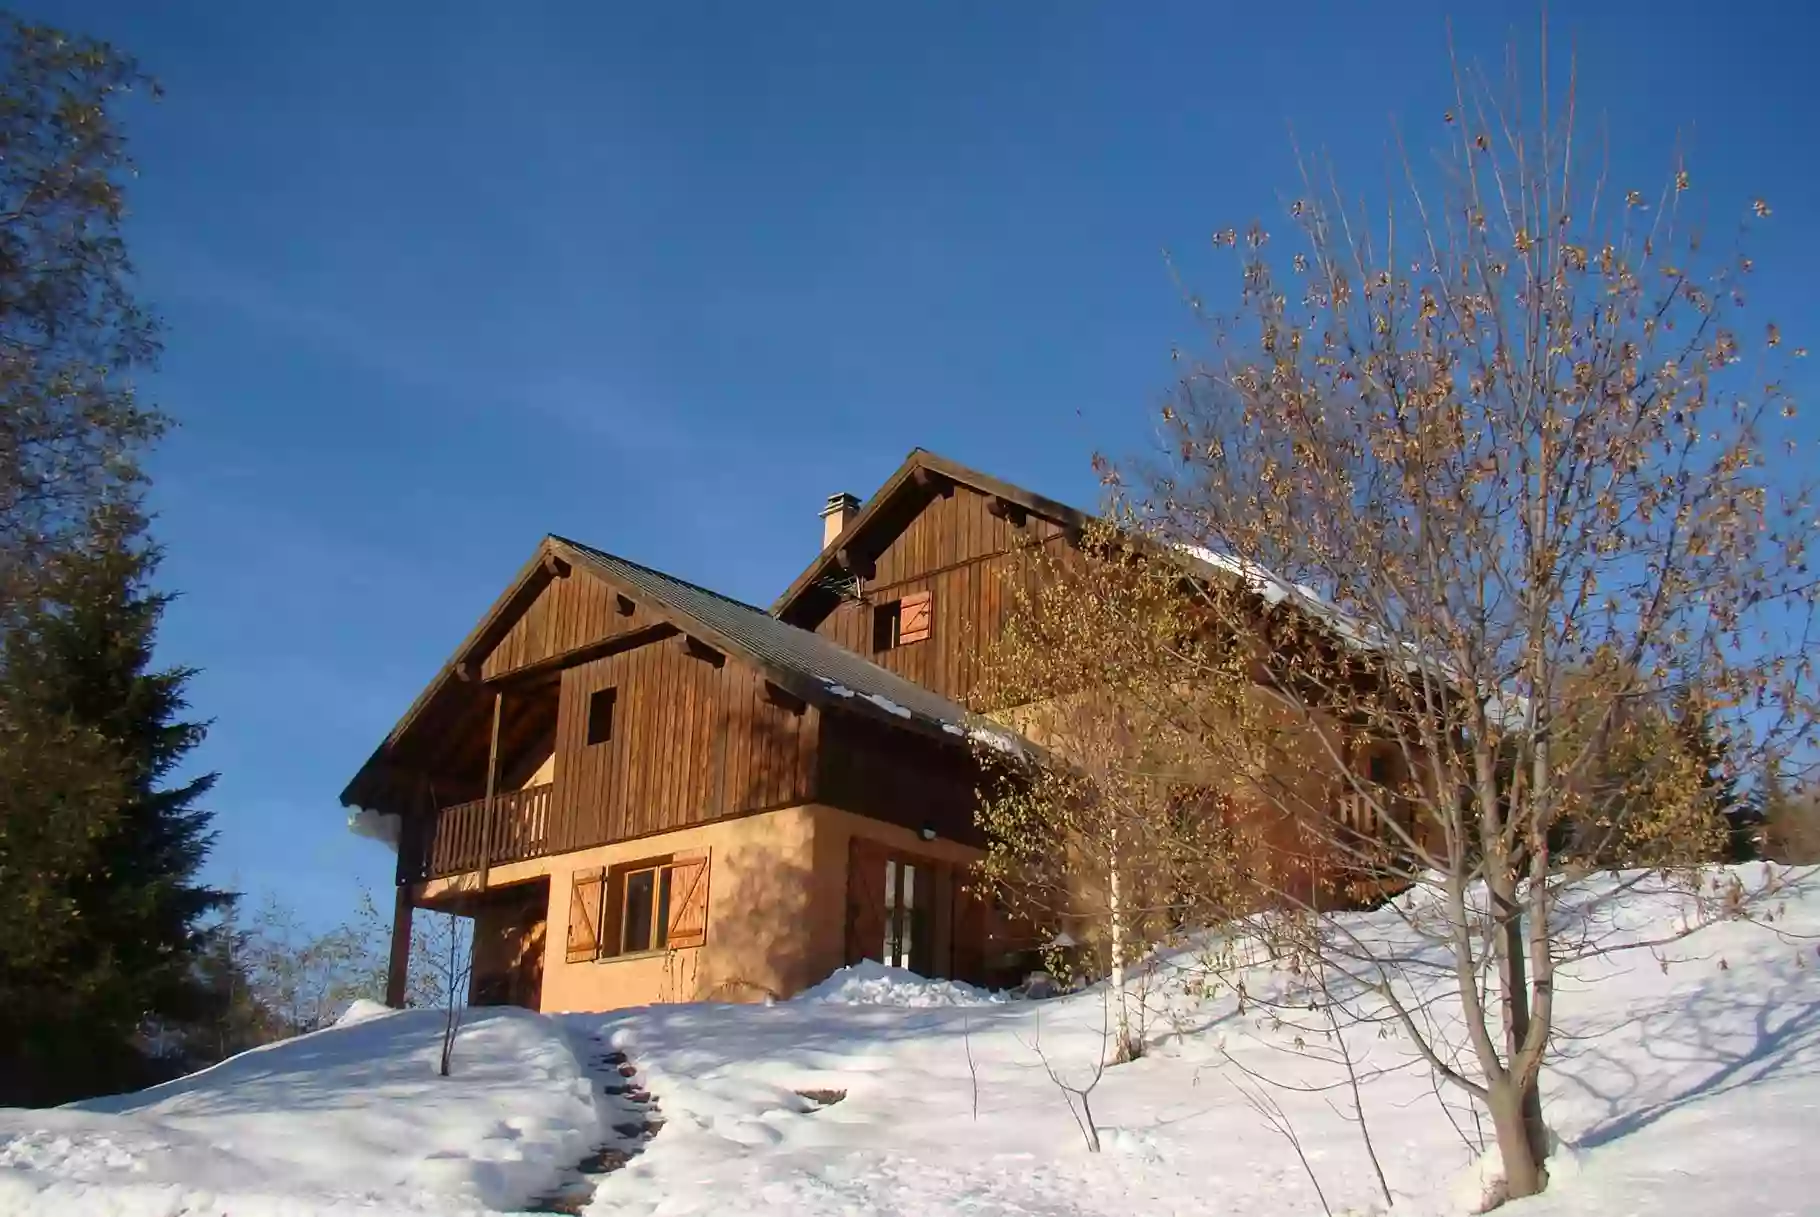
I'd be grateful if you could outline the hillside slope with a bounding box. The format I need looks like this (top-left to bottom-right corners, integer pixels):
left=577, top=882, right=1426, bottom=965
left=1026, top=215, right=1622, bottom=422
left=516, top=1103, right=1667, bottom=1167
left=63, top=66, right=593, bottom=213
left=0, top=865, right=1814, bottom=1216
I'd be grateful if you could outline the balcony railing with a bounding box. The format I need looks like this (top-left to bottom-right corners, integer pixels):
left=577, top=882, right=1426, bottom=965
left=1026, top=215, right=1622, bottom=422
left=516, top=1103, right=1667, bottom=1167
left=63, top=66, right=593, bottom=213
left=417, top=782, right=555, bottom=880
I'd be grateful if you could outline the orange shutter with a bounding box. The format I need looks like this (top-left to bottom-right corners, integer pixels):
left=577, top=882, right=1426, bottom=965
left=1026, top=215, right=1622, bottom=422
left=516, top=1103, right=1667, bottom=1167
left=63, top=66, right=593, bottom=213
left=665, top=851, right=711, bottom=950
left=566, top=867, right=606, bottom=963
left=898, top=591, right=933, bottom=644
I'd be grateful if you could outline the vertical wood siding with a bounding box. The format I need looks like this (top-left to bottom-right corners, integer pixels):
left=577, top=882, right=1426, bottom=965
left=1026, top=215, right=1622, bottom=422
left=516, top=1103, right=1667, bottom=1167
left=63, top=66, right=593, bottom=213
left=481, top=573, right=661, bottom=680
left=813, top=483, right=1066, bottom=703
left=817, top=712, right=982, bottom=845
left=547, top=635, right=820, bottom=852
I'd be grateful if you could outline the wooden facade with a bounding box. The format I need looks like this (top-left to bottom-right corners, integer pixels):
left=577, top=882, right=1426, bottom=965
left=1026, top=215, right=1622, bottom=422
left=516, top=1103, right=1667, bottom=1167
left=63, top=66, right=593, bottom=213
left=546, top=636, right=820, bottom=850
left=803, top=481, right=1066, bottom=705
left=343, top=449, right=1136, bottom=1010
left=480, top=567, right=667, bottom=682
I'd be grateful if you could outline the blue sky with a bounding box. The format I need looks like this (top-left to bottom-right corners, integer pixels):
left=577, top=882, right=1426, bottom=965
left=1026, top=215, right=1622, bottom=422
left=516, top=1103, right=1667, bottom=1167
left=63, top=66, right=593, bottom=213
left=38, top=2, right=1818, bottom=928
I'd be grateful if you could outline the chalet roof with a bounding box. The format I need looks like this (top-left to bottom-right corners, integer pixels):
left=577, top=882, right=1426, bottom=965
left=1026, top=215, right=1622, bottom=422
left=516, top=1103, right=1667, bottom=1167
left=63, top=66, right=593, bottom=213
left=340, top=532, right=1015, bottom=815
left=554, top=537, right=996, bottom=737
left=772, top=448, right=1095, bottom=625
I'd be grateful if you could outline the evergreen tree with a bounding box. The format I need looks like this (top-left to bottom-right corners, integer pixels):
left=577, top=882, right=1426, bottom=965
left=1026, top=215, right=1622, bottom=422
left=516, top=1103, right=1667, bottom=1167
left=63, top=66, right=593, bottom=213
left=1671, top=691, right=1748, bottom=863
left=0, top=510, right=230, bottom=1103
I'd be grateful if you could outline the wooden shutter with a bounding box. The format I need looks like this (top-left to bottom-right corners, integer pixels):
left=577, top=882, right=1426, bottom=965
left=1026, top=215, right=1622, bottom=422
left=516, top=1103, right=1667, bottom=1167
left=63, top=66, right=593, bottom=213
left=898, top=591, right=933, bottom=644
left=665, top=851, right=711, bottom=950
left=845, top=836, right=890, bottom=965
left=566, top=867, right=606, bottom=963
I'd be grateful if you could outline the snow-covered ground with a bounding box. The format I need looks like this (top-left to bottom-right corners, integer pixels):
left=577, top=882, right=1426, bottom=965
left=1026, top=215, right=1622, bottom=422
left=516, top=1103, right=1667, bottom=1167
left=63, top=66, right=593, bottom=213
left=0, top=1002, right=598, bottom=1216
left=3, top=865, right=1817, bottom=1216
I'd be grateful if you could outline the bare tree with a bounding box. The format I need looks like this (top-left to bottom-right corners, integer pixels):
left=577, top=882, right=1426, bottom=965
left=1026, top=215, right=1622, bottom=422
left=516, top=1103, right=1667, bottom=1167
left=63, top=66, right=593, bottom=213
left=1065, top=33, right=1820, bottom=1204
left=241, top=899, right=383, bottom=1036
left=1022, top=997, right=1113, bottom=1153
left=1234, top=1080, right=1333, bottom=1217
left=415, top=909, right=474, bottom=1077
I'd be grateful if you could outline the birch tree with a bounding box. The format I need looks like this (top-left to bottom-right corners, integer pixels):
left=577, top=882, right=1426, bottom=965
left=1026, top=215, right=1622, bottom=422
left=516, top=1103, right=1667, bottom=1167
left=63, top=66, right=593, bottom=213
left=974, top=526, right=1255, bottom=1060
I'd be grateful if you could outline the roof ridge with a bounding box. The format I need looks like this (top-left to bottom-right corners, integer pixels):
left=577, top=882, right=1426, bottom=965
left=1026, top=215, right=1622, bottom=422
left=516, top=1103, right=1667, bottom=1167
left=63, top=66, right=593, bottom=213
left=550, top=534, right=768, bottom=614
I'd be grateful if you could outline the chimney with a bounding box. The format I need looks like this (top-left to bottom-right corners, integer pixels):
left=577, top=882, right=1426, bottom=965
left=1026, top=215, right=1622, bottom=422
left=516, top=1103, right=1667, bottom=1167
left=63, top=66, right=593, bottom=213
left=819, top=492, right=860, bottom=549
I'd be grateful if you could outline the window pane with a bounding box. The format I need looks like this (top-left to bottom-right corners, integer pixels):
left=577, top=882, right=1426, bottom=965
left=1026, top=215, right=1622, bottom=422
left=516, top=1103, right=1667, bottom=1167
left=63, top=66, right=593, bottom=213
left=883, top=860, right=898, bottom=964
left=623, top=869, right=655, bottom=953
left=655, top=865, right=674, bottom=951
left=899, top=864, right=917, bottom=971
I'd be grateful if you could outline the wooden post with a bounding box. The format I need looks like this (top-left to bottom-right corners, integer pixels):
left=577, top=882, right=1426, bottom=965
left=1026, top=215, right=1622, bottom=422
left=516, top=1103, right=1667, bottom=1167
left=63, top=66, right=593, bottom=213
left=385, top=884, right=414, bottom=1008
left=478, top=687, right=503, bottom=889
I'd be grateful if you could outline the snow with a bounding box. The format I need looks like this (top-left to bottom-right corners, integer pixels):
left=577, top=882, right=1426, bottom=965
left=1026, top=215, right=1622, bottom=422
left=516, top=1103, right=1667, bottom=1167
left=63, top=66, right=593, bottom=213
left=4, top=866, right=1817, bottom=1216
left=573, top=864, right=1820, bottom=1217
left=346, top=806, right=400, bottom=849
left=1178, top=543, right=1534, bottom=731
left=0, top=1007, right=597, bottom=1216
left=335, top=998, right=394, bottom=1027
left=795, top=960, right=1006, bottom=1008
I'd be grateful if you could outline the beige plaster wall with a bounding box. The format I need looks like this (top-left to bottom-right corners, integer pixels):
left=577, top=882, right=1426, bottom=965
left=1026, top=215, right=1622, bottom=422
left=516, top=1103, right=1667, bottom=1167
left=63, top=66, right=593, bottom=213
left=419, top=802, right=989, bottom=1015
left=530, top=804, right=822, bottom=1012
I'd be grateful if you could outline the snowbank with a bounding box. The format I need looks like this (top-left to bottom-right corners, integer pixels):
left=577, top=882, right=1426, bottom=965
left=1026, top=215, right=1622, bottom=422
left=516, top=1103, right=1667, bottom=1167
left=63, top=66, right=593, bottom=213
left=0, top=1007, right=597, bottom=1217
left=334, top=997, right=393, bottom=1027
left=796, top=960, right=1005, bottom=1008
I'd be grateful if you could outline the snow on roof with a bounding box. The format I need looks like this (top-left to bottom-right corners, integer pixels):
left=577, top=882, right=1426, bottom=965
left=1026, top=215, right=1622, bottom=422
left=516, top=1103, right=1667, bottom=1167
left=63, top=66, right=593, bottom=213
left=1178, top=543, right=1532, bottom=731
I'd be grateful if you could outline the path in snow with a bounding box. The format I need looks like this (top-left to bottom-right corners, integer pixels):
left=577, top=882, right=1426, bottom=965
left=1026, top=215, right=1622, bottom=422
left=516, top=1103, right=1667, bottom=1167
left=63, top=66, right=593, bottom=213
left=526, top=1030, right=666, bottom=1214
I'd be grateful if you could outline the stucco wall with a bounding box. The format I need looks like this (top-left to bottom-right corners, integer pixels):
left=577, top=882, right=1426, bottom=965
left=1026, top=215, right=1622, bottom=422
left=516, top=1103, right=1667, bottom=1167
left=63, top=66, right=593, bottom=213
left=530, top=804, right=821, bottom=1011
left=419, top=802, right=990, bottom=1014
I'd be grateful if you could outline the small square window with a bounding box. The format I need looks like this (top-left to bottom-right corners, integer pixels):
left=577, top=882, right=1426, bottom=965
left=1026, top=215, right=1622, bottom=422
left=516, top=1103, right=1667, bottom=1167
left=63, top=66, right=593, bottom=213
left=586, top=687, right=617, bottom=745
left=872, top=601, right=901, bottom=651
left=1366, top=752, right=1393, bottom=786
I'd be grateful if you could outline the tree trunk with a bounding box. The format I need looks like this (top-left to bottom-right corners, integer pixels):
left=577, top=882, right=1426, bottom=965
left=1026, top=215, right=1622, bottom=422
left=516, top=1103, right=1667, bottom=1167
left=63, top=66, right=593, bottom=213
left=1478, top=875, right=1550, bottom=1201
left=1487, top=1075, right=1548, bottom=1200
left=1107, top=852, right=1132, bottom=1060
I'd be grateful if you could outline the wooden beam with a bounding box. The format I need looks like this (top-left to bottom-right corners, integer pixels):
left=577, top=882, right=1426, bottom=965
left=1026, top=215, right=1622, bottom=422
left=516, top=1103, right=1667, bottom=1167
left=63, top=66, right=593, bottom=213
left=615, top=594, right=636, bottom=617
left=987, top=496, right=1027, bottom=527
left=385, top=885, right=414, bottom=1008
left=478, top=687, right=503, bottom=890
left=542, top=552, right=572, bottom=578
left=454, top=661, right=478, bottom=682
left=494, top=623, right=676, bottom=688
left=679, top=635, right=726, bottom=668
left=763, top=681, right=806, bottom=715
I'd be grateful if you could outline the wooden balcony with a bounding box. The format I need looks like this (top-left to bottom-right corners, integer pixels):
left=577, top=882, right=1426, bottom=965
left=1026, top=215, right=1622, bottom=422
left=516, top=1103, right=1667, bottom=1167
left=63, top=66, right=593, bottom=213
left=414, top=783, right=555, bottom=881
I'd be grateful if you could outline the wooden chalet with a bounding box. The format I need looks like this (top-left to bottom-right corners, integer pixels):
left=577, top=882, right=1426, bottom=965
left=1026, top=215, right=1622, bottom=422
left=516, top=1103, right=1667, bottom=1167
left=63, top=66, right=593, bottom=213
left=341, top=450, right=1093, bottom=1012
left=342, top=448, right=1414, bottom=1013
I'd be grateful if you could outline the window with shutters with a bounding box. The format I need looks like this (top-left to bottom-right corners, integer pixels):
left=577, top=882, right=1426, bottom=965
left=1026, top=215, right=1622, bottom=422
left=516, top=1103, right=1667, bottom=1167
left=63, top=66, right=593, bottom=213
left=872, top=590, right=932, bottom=651
left=565, top=851, right=710, bottom=963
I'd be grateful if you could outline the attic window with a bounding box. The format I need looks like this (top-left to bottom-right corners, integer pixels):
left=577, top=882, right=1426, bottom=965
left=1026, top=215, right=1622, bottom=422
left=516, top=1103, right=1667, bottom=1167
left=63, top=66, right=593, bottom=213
left=873, top=591, right=932, bottom=651
left=586, top=687, right=617, bottom=745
